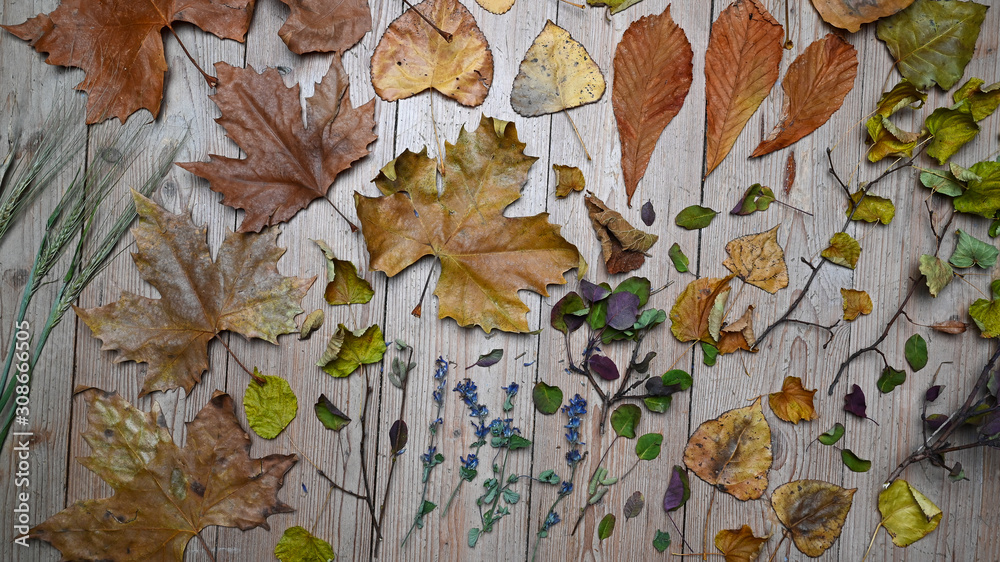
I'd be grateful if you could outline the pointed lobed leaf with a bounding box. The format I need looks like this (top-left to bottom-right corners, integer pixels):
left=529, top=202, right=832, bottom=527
left=715, top=525, right=769, bottom=562
left=771, top=479, right=855, bottom=557
left=768, top=376, right=818, bottom=424
left=553, top=164, right=585, bottom=198
left=953, top=161, right=1000, bottom=218
left=276, top=0, right=371, bottom=55
left=841, top=288, right=873, bottom=321
left=318, top=324, right=387, bottom=377
left=683, top=398, right=773, bottom=500
left=723, top=225, right=789, bottom=294
left=512, top=21, right=606, bottom=117
left=314, top=239, right=374, bottom=305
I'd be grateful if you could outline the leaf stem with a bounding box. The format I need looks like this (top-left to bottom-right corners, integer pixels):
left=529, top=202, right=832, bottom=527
left=401, top=0, right=453, bottom=41
left=374, top=346, right=412, bottom=557
left=214, top=335, right=265, bottom=384
left=564, top=111, right=592, bottom=162
left=702, top=488, right=716, bottom=561
left=195, top=533, right=217, bottom=562
left=412, top=262, right=436, bottom=318
left=325, top=196, right=359, bottom=233
left=165, top=26, right=217, bottom=87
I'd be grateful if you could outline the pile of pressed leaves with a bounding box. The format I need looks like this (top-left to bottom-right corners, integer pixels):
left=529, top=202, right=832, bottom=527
left=2, top=0, right=1000, bottom=560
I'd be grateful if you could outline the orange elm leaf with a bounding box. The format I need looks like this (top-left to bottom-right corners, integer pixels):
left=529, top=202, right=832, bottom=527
left=276, top=0, right=372, bottom=55
left=2, top=0, right=254, bottom=124
left=74, top=191, right=315, bottom=397
left=768, top=376, right=819, bottom=424
left=751, top=34, right=859, bottom=158
left=811, top=0, right=915, bottom=33
left=613, top=5, right=693, bottom=206
left=704, top=0, right=784, bottom=177
left=31, top=390, right=296, bottom=561
left=178, top=57, right=376, bottom=233
left=683, top=398, right=773, bottom=500
left=355, top=116, right=583, bottom=334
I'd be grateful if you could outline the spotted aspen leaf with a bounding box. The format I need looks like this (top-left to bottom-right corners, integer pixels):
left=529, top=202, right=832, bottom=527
left=477, top=0, right=515, bottom=14
left=715, top=525, right=769, bottom=562
left=821, top=232, right=861, bottom=269
left=313, top=240, right=374, bottom=305
left=769, top=376, right=818, bottom=424
left=553, top=164, right=585, bottom=198
left=276, top=0, right=371, bottom=55
left=954, top=78, right=1000, bottom=122
left=371, top=0, right=493, bottom=106
left=811, top=0, right=915, bottom=32
left=704, top=0, right=783, bottom=176
left=613, top=5, right=693, bottom=205
left=2, top=0, right=254, bottom=124
left=244, top=372, right=298, bottom=439
left=511, top=21, right=606, bottom=117
left=585, top=193, right=658, bottom=275
left=74, top=192, right=314, bottom=397
left=920, top=254, right=953, bottom=297
left=31, top=391, right=296, bottom=561
left=670, top=276, right=734, bottom=344
left=771, top=479, right=856, bottom=557
left=275, top=526, right=335, bottom=562
left=723, top=226, right=789, bottom=294
left=684, top=398, right=772, bottom=500
left=841, top=288, right=872, bottom=321
left=178, top=58, right=376, bottom=232
left=878, top=479, right=943, bottom=546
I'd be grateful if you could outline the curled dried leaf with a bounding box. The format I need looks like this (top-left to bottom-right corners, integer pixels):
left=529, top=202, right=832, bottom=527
left=585, top=193, right=658, bottom=275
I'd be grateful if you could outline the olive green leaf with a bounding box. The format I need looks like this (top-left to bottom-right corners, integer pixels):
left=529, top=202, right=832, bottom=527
left=950, top=229, right=998, bottom=268
left=877, top=366, right=907, bottom=393
left=878, top=479, right=943, bottom=547
left=918, top=162, right=981, bottom=197
left=675, top=205, right=719, bottom=229
left=314, top=394, right=351, bottom=431
left=969, top=279, right=1000, bottom=338
left=551, top=292, right=589, bottom=334
left=954, top=78, right=1000, bottom=121
left=953, top=161, right=1000, bottom=218
left=848, top=191, right=895, bottom=224
left=244, top=372, right=298, bottom=439
left=669, top=242, right=689, bottom=273
left=314, top=240, right=374, bottom=306
left=904, top=334, right=928, bottom=371
left=553, top=164, right=585, bottom=198
left=532, top=381, right=564, bottom=415
left=702, top=341, right=719, bottom=366
left=840, top=449, right=872, bottom=473
left=635, top=433, right=664, bottom=461
left=919, top=254, right=953, bottom=297
left=652, top=530, right=671, bottom=553
left=598, top=513, right=616, bottom=540
left=876, top=0, right=988, bottom=91
left=818, top=423, right=845, bottom=446
left=275, top=526, right=335, bottom=562
left=317, top=324, right=387, bottom=378
left=821, top=232, right=861, bottom=269
left=866, top=79, right=926, bottom=162
left=731, top=184, right=775, bottom=216
left=925, top=101, right=979, bottom=165
left=298, top=309, right=324, bottom=340
left=611, top=404, right=642, bottom=439
left=587, top=0, right=643, bottom=15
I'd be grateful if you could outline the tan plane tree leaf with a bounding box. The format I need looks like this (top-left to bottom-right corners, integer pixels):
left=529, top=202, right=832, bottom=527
left=704, top=0, right=784, bottom=177
left=715, top=525, right=770, bottom=562
left=841, top=288, right=873, bottom=321
left=811, top=0, right=915, bottom=33
left=671, top=276, right=735, bottom=344
left=355, top=116, right=583, bottom=333
left=477, top=0, right=516, bottom=14
left=683, top=398, right=773, bottom=500
left=178, top=58, right=376, bottom=232
left=512, top=21, right=606, bottom=117
left=31, top=390, right=297, bottom=561
left=276, top=0, right=372, bottom=55
left=74, top=192, right=315, bottom=396
left=751, top=34, right=859, bottom=158
left=613, top=5, right=693, bottom=205
left=371, top=0, right=494, bottom=106
left=2, top=0, right=254, bottom=124
left=769, top=376, right=819, bottom=424
left=771, top=479, right=856, bottom=557
left=584, top=192, right=659, bottom=275
left=723, top=225, right=789, bottom=294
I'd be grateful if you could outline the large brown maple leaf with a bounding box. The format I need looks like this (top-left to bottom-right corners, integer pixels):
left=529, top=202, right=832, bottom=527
left=31, top=390, right=297, bottom=561
left=179, top=57, right=376, bottom=232
left=75, top=191, right=315, bottom=396
left=2, top=0, right=255, bottom=124
left=355, top=116, right=583, bottom=333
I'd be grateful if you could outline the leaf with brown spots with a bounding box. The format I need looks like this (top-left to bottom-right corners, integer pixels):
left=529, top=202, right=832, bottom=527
left=768, top=376, right=819, bottom=424
left=276, top=0, right=372, bottom=54
left=723, top=225, right=789, bottom=294
left=683, top=398, right=773, bottom=500
left=512, top=21, right=606, bottom=117
left=841, top=288, right=873, bottom=321
left=31, top=390, right=297, bottom=561
left=670, top=276, right=735, bottom=344
left=715, top=525, right=770, bottom=562
left=771, top=479, right=856, bottom=557
left=585, top=192, right=658, bottom=274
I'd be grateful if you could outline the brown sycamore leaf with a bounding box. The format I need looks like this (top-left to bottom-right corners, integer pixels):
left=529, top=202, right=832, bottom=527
left=276, top=0, right=372, bottom=55
left=771, top=479, right=856, bottom=557
left=670, top=276, right=734, bottom=344
left=75, top=192, right=315, bottom=396
left=355, top=116, right=582, bottom=333
left=715, top=525, right=770, bottom=562
left=512, top=21, right=606, bottom=117
left=723, top=225, right=789, bottom=294
left=3, top=0, right=254, bottom=124
left=178, top=58, right=376, bottom=232
left=371, top=0, right=493, bottom=106
left=751, top=34, right=859, bottom=158
left=768, top=376, right=819, bottom=424
left=841, top=288, right=872, bottom=321
left=719, top=305, right=756, bottom=355
left=553, top=164, right=585, bottom=198
left=584, top=192, right=658, bottom=275
left=811, top=0, right=915, bottom=33
left=613, top=5, right=693, bottom=205
left=683, top=398, right=773, bottom=500
left=704, top=0, right=784, bottom=177
left=31, top=390, right=296, bottom=561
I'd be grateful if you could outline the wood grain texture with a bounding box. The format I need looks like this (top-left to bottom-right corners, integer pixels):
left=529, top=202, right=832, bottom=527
left=1, top=0, right=999, bottom=560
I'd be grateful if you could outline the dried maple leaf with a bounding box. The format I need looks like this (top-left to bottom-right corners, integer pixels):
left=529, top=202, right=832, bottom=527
left=751, top=34, right=858, bottom=158
left=704, top=0, right=783, bottom=177
left=179, top=57, right=376, bottom=233
left=276, top=0, right=372, bottom=54
left=584, top=192, right=658, bottom=275
left=670, top=276, right=734, bottom=344
left=3, top=0, right=254, bottom=124
left=768, top=376, right=819, bottom=424
left=613, top=6, right=692, bottom=205
left=511, top=21, right=606, bottom=117
left=771, top=479, right=856, bottom=557
left=841, top=288, right=872, bottom=321
left=723, top=225, right=789, bottom=294
left=683, top=398, right=773, bottom=500
left=811, top=0, right=914, bottom=32
left=355, top=116, right=582, bottom=333
left=715, top=525, right=769, bottom=562
left=75, top=192, right=315, bottom=396
left=32, top=390, right=296, bottom=561
left=370, top=0, right=493, bottom=106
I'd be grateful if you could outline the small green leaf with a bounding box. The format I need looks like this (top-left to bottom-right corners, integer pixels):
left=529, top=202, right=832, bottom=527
left=821, top=232, right=861, bottom=269
left=614, top=276, right=652, bottom=306
left=623, top=491, right=645, bottom=520
left=274, top=526, right=335, bottom=562
left=701, top=342, right=719, bottom=366
left=652, top=530, right=671, bottom=553
left=730, top=184, right=775, bottom=216
left=532, top=382, right=564, bottom=415
left=611, top=404, right=642, bottom=439
left=668, top=242, right=689, bottom=273
left=918, top=167, right=966, bottom=197
left=675, top=205, right=718, bottom=229
left=990, top=219, right=1000, bottom=238
left=314, top=394, right=351, bottom=431
left=919, top=254, right=953, bottom=298
left=551, top=292, right=588, bottom=334
left=877, top=366, right=907, bottom=393
left=502, top=488, right=521, bottom=504
left=925, top=101, right=980, bottom=165
left=949, top=229, right=998, bottom=268
left=954, top=78, right=1000, bottom=122
left=818, top=423, right=845, bottom=446
left=244, top=372, right=297, bottom=440
left=318, top=324, right=387, bottom=378
left=314, top=239, right=374, bottom=306
left=468, top=528, right=481, bottom=547
left=635, top=433, right=664, bottom=461
left=848, top=191, right=895, bottom=224
left=539, top=469, right=561, bottom=484
left=420, top=500, right=437, bottom=516
left=904, top=334, right=928, bottom=372
left=598, top=514, right=616, bottom=540
left=643, top=396, right=672, bottom=413
left=841, top=449, right=872, bottom=472
left=508, top=434, right=532, bottom=450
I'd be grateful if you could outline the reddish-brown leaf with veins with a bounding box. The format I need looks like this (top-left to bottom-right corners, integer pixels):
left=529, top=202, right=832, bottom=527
left=179, top=57, right=376, bottom=232
left=3, top=0, right=255, bottom=124
left=31, top=390, right=296, bottom=561
left=613, top=5, right=693, bottom=206
left=751, top=34, right=858, bottom=158
left=704, top=0, right=784, bottom=177
left=276, top=0, right=372, bottom=54
left=811, top=0, right=914, bottom=33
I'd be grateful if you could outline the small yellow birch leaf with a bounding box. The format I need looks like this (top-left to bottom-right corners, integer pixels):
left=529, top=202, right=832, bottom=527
left=723, top=225, right=789, bottom=294
left=477, top=0, right=515, bottom=14
left=511, top=21, right=606, bottom=117
left=878, top=479, right=943, bottom=547
left=841, top=288, right=873, bottom=321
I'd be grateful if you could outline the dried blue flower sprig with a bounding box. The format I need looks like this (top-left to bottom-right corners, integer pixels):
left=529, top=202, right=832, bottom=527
left=442, top=377, right=491, bottom=516
left=401, top=357, right=449, bottom=547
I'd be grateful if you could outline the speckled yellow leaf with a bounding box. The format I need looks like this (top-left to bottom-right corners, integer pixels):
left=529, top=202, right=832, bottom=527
left=841, top=288, right=872, bottom=321
left=511, top=21, right=606, bottom=117
left=821, top=232, right=861, bottom=269
left=768, top=376, right=818, bottom=424
left=723, top=225, right=789, bottom=294
left=244, top=372, right=298, bottom=439
left=771, top=479, right=856, bottom=557
left=683, top=398, right=772, bottom=500
left=878, top=479, right=943, bottom=547
left=477, top=0, right=515, bottom=14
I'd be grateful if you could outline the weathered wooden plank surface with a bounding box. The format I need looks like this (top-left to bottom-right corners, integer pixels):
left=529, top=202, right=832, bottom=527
left=2, top=0, right=1000, bottom=561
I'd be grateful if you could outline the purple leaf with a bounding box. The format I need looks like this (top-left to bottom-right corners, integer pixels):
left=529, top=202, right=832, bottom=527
left=924, top=414, right=948, bottom=431
left=641, top=201, right=656, bottom=226
left=844, top=384, right=867, bottom=419
left=389, top=419, right=408, bottom=454
left=580, top=279, right=611, bottom=304
left=606, top=291, right=640, bottom=331
left=467, top=348, right=503, bottom=369
left=981, top=411, right=1000, bottom=437
left=925, top=385, right=943, bottom=402
left=662, top=465, right=689, bottom=513
left=589, top=355, right=620, bottom=381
